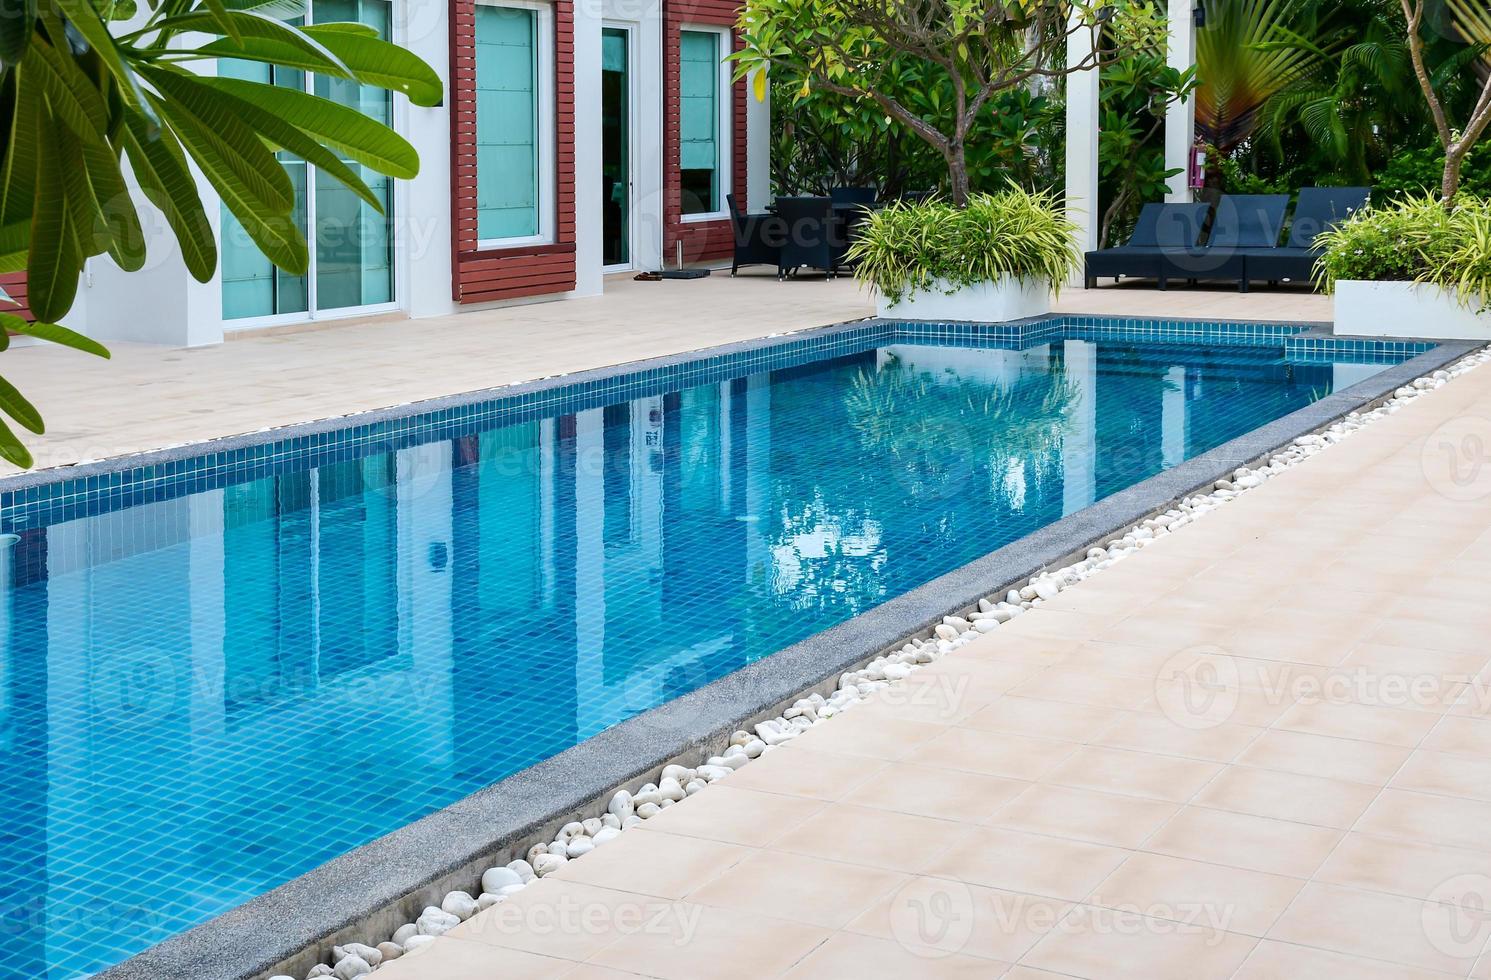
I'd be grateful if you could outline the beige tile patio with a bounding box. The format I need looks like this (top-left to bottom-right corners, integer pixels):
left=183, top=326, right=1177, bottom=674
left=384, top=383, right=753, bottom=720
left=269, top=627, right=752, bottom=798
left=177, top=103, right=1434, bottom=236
left=983, top=784, right=1179, bottom=849
left=840, top=760, right=1029, bottom=821
left=684, top=850, right=907, bottom=931
left=1315, top=832, right=1491, bottom=903
left=1267, top=882, right=1483, bottom=975
left=924, top=826, right=1129, bottom=901
left=633, top=786, right=825, bottom=848
left=1233, top=940, right=1457, bottom=979
left=959, top=696, right=1128, bottom=742
left=1191, top=767, right=1379, bottom=828
left=778, top=931, right=1009, bottom=979
left=549, top=830, right=749, bottom=899
left=1234, top=729, right=1412, bottom=785
left=586, top=902, right=830, bottom=980
left=847, top=877, right=1070, bottom=963
left=373, top=936, right=575, bottom=979
left=1087, top=852, right=1304, bottom=937
left=902, top=726, right=1079, bottom=782
left=1040, top=745, right=1221, bottom=803
left=1355, top=789, right=1491, bottom=852
left=770, top=804, right=962, bottom=874
left=708, top=746, right=887, bottom=802
left=1142, top=806, right=1343, bottom=878
left=1020, top=903, right=1257, bottom=979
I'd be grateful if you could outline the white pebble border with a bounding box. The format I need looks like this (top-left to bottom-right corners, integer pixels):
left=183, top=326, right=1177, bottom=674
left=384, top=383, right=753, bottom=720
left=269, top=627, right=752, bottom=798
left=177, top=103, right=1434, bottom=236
left=276, top=348, right=1490, bottom=980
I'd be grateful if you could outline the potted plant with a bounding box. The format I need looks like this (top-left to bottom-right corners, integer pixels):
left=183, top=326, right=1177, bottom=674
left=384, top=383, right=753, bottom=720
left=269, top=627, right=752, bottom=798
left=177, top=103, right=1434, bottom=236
left=849, top=187, right=1080, bottom=322
left=1316, top=196, right=1491, bottom=340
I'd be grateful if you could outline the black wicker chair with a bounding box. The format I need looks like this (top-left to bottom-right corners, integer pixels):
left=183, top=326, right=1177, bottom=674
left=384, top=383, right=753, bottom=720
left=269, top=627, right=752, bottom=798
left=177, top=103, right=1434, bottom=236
left=727, top=193, right=785, bottom=276
left=774, top=196, right=839, bottom=280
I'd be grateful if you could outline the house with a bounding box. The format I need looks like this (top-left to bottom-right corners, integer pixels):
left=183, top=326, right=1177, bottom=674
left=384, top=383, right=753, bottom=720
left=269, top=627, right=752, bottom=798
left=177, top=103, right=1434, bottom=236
left=33, top=0, right=771, bottom=347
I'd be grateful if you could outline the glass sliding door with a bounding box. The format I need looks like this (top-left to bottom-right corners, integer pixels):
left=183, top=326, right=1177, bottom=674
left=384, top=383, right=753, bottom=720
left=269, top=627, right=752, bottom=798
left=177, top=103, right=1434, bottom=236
left=220, top=0, right=396, bottom=323
left=601, top=27, right=630, bottom=268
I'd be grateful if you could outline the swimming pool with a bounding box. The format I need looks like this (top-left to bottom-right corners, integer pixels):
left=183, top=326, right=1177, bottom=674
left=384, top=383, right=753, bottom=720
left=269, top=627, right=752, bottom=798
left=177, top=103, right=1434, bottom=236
left=0, top=317, right=1436, bottom=979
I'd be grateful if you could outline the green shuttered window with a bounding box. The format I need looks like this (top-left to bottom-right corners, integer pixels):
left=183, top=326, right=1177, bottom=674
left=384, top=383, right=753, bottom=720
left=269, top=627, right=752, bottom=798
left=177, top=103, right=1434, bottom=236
left=477, top=5, right=542, bottom=242
left=680, top=30, right=722, bottom=216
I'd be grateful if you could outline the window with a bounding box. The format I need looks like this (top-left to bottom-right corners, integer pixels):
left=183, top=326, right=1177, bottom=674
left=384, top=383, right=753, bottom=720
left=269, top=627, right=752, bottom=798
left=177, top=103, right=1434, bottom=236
left=679, top=29, right=728, bottom=218
left=219, top=0, right=395, bottom=322
left=476, top=1, right=554, bottom=245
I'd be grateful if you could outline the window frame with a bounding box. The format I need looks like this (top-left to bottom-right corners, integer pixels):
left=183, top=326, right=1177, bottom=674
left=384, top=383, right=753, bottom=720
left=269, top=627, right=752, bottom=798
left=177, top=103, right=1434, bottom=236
left=677, top=25, right=732, bottom=224
left=474, top=0, right=557, bottom=250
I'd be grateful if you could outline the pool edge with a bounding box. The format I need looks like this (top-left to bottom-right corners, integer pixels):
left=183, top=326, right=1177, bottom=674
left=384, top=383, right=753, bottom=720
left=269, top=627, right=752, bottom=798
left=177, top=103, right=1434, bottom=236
left=87, top=328, right=1479, bottom=980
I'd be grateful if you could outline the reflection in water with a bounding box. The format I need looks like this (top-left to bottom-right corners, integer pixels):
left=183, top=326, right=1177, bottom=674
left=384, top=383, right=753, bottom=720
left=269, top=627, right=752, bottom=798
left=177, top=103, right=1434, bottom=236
left=0, top=338, right=1362, bottom=979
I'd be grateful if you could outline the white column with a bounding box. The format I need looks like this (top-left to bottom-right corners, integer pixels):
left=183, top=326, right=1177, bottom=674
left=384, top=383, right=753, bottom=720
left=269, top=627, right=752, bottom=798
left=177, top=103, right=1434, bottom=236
left=746, top=70, right=772, bottom=208
left=402, top=0, right=456, bottom=318
left=1062, top=339, right=1097, bottom=514
left=572, top=0, right=605, bottom=296
left=1164, top=0, right=1197, bottom=203
left=1161, top=366, right=1187, bottom=468
left=1064, top=9, right=1100, bottom=282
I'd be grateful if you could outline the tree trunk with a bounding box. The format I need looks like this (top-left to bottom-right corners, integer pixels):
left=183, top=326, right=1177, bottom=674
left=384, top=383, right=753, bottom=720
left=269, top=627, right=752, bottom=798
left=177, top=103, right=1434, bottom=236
left=1443, top=146, right=1465, bottom=207
left=947, top=141, right=971, bottom=207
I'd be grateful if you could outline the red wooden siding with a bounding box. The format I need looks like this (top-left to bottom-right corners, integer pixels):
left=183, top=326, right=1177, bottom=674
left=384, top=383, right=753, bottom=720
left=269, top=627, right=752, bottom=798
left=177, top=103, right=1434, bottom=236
left=0, top=273, right=33, bottom=322
left=450, top=0, right=578, bottom=304
left=663, top=0, right=749, bottom=266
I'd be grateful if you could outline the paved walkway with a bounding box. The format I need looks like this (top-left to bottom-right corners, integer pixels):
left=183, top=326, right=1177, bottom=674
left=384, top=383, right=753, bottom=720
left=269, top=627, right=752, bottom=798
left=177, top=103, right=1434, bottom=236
left=365, top=351, right=1491, bottom=979
left=3, top=276, right=1325, bottom=475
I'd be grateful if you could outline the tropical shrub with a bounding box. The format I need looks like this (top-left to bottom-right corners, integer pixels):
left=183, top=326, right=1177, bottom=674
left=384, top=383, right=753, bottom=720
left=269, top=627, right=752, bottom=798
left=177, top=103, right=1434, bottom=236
left=1315, top=196, right=1491, bottom=310
left=1377, top=144, right=1491, bottom=202
left=847, top=187, right=1079, bottom=303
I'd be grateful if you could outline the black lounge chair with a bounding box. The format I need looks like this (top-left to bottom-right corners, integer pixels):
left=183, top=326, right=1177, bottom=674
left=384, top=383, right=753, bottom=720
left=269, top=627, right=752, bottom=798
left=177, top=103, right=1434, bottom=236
left=1157, top=194, right=1290, bottom=292
left=1084, top=202, right=1213, bottom=288
left=727, top=193, right=785, bottom=277
left=1243, top=187, right=1370, bottom=289
left=774, top=196, right=840, bottom=280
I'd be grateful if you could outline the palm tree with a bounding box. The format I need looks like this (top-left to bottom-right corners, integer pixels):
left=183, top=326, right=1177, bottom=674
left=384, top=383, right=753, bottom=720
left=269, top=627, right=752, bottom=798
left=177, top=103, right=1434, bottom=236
left=1195, top=0, right=1322, bottom=156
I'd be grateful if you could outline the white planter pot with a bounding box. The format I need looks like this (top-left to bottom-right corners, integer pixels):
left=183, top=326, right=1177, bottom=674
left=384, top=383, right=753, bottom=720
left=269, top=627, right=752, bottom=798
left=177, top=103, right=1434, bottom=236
left=876, top=275, right=1052, bottom=323
left=1334, top=280, right=1491, bottom=340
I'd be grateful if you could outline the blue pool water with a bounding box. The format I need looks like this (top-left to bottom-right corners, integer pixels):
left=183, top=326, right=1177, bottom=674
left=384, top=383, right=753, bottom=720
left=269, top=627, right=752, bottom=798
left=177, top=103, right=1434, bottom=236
left=0, top=319, right=1427, bottom=978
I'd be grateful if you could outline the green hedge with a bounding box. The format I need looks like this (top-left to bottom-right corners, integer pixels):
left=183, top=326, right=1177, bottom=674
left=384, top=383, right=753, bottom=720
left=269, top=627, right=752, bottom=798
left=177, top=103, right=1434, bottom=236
left=848, top=187, right=1079, bottom=304
left=1315, top=196, right=1491, bottom=312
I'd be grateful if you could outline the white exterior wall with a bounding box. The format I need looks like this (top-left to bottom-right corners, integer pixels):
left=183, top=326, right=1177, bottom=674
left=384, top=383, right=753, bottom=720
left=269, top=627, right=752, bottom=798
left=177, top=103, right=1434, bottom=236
left=1064, top=10, right=1099, bottom=284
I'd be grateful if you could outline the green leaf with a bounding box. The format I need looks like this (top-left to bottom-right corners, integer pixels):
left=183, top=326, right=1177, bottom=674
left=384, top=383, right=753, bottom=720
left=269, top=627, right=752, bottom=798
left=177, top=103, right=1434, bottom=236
left=302, top=28, right=443, bottom=107
left=51, top=0, right=146, bottom=108
left=146, top=64, right=382, bottom=209
left=1, top=74, right=41, bottom=227
left=161, top=11, right=353, bottom=77
left=23, top=28, right=110, bottom=138
left=118, top=109, right=218, bottom=282
left=0, top=313, right=111, bottom=358
left=148, top=92, right=307, bottom=273
left=0, top=373, right=43, bottom=435
left=0, top=413, right=34, bottom=469
left=0, top=0, right=36, bottom=65
left=197, top=75, right=419, bottom=177
left=26, top=117, right=80, bottom=323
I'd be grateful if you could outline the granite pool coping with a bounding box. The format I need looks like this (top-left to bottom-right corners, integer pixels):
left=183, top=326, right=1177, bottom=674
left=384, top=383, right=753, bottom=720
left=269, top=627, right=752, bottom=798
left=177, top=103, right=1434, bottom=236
left=74, top=321, right=1477, bottom=980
